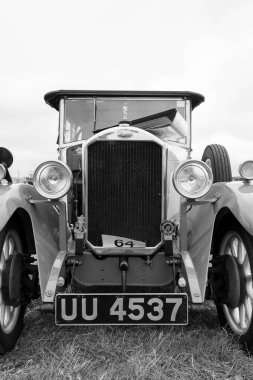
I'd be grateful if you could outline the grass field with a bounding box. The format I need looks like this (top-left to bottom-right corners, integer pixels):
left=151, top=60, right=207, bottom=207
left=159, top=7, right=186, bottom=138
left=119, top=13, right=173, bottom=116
left=0, top=301, right=252, bottom=380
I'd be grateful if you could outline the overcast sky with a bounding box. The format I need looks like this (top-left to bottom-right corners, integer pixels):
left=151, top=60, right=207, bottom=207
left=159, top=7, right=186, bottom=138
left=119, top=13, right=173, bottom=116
left=1, top=0, right=253, bottom=177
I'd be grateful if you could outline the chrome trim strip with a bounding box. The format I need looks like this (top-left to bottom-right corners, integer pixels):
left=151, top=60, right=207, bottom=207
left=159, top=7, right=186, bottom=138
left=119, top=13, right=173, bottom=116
left=83, top=140, right=88, bottom=244
left=163, top=148, right=168, bottom=221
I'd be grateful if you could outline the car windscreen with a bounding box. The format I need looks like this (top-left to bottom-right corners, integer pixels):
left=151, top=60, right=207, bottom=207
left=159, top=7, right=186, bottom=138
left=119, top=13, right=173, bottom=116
left=63, top=98, right=187, bottom=144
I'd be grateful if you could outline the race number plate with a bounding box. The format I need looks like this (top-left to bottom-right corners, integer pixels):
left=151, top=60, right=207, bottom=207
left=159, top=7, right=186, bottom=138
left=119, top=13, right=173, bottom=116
left=55, top=293, right=188, bottom=326
left=102, top=235, right=146, bottom=248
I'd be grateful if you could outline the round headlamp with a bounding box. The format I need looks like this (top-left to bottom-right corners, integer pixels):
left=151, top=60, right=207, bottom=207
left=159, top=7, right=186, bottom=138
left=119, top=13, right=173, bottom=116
left=33, top=161, right=73, bottom=199
left=173, top=159, right=213, bottom=199
left=0, top=164, right=6, bottom=181
left=238, top=160, right=253, bottom=180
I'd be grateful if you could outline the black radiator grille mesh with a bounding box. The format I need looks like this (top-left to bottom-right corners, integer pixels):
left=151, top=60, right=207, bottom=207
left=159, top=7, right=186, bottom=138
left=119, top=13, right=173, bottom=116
left=87, top=141, right=162, bottom=247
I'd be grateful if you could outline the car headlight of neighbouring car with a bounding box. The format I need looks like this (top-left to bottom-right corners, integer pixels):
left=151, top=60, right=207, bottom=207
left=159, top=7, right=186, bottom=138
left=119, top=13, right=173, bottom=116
left=33, top=161, right=73, bottom=199
left=0, top=164, right=6, bottom=181
left=173, top=159, right=213, bottom=199
left=238, top=160, right=253, bottom=180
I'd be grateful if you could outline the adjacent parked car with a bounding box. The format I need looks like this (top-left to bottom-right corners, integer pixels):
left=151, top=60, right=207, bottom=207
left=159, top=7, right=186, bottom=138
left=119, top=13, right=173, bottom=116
left=1, top=90, right=253, bottom=354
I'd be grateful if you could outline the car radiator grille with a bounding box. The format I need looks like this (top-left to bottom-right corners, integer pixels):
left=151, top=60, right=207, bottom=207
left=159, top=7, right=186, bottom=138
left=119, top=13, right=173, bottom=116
left=87, top=141, right=162, bottom=247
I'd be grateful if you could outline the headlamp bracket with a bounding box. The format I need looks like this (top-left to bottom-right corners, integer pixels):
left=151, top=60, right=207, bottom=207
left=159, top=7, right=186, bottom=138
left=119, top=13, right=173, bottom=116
left=186, top=193, right=220, bottom=206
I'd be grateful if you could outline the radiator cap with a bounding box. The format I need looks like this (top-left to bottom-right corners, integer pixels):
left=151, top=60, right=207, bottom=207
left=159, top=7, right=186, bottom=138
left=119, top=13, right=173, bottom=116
left=117, top=129, right=133, bottom=138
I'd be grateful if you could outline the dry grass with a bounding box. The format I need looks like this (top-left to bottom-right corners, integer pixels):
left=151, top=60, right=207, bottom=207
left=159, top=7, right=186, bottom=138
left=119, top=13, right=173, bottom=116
left=0, top=302, right=252, bottom=380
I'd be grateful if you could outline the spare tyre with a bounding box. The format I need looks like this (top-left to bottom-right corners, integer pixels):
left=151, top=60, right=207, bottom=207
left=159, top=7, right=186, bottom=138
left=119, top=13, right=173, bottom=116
left=201, top=144, right=232, bottom=183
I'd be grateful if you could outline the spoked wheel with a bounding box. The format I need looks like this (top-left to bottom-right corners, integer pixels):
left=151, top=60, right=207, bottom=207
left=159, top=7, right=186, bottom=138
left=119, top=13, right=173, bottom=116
left=214, top=226, right=253, bottom=352
left=0, top=225, right=26, bottom=354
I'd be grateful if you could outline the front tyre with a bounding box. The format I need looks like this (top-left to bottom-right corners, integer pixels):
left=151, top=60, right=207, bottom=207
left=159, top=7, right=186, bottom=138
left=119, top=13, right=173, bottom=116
left=215, top=227, right=253, bottom=352
left=0, top=226, right=26, bottom=354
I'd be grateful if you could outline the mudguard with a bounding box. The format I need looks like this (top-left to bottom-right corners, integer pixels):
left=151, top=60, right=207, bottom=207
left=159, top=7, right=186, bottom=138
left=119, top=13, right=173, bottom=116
left=187, top=180, right=253, bottom=301
left=0, top=183, right=59, bottom=300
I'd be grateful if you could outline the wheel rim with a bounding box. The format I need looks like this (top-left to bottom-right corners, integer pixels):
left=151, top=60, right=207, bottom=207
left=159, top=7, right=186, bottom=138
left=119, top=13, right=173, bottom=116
left=0, top=230, right=21, bottom=334
left=221, top=232, right=253, bottom=335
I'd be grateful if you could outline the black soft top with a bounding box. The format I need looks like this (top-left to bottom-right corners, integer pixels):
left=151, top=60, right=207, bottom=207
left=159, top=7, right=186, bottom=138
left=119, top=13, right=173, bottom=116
left=44, top=90, right=204, bottom=111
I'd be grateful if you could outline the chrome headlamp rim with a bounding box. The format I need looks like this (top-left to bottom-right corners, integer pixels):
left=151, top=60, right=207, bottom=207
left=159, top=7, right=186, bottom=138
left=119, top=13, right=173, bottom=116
left=238, top=160, right=253, bottom=180
left=0, top=164, right=6, bottom=181
left=173, top=159, right=213, bottom=199
left=33, top=160, right=73, bottom=199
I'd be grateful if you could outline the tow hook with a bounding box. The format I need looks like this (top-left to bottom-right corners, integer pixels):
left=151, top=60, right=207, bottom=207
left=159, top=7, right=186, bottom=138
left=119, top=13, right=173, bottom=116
left=119, top=257, right=128, bottom=292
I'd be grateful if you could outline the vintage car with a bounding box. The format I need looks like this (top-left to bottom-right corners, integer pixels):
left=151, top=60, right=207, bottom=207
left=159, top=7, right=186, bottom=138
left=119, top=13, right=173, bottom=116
left=1, top=90, right=253, bottom=354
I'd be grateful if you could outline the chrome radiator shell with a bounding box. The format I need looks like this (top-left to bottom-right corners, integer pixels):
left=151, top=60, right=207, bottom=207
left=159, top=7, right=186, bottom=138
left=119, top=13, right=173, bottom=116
left=82, top=127, right=167, bottom=256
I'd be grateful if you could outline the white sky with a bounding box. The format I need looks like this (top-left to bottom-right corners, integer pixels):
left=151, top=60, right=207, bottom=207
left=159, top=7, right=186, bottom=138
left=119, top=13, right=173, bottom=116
left=1, top=0, right=253, bottom=177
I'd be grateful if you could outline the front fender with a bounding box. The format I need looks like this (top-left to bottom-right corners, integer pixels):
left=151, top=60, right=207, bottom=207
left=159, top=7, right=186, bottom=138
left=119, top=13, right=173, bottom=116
left=187, top=180, right=253, bottom=301
left=0, top=183, right=59, bottom=300
left=213, top=181, right=253, bottom=235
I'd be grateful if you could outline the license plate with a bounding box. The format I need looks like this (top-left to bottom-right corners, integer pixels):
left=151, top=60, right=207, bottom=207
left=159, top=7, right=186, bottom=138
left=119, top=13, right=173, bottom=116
left=55, top=293, right=188, bottom=326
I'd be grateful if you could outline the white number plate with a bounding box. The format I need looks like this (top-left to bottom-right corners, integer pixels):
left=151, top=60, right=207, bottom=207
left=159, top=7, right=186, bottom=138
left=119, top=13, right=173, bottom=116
left=55, top=293, right=188, bottom=325
left=102, top=235, right=146, bottom=248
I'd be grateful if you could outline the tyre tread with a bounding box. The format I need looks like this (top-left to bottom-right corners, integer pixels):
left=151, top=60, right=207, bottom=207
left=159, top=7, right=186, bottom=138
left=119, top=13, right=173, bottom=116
left=202, top=144, right=232, bottom=183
